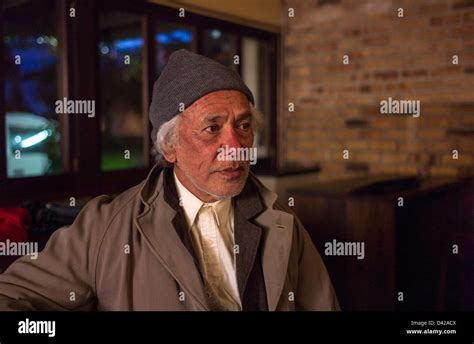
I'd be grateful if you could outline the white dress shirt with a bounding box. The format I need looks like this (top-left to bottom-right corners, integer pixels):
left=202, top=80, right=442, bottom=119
left=173, top=172, right=241, bottom=308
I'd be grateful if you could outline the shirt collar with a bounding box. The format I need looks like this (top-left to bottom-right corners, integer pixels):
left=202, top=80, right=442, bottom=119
left=173, top=171, right=232, bottom=230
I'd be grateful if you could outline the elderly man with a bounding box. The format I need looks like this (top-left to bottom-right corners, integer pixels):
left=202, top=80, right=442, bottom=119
left=0, top=50, right=339, bottom=311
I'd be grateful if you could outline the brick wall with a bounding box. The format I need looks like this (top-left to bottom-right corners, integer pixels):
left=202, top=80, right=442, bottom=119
left=281, top=0, right=474, bottom=181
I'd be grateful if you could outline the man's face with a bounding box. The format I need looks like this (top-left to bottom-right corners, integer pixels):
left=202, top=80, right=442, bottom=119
left=169, top=90, right=254, bottom=202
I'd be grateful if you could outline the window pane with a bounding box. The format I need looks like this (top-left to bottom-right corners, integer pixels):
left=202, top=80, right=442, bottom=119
left=155, top=23, right=194, bottom=76
left=99, top=12, right=145, bottom=172
left=202, top=30, right=238, bottom=71
left=242, top=37, right=272, bottom=158
left=3, top=0, right=62, bottom=178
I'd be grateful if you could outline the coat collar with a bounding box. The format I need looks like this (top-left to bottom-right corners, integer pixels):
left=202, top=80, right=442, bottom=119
left=248, top=174, right=294, bottom=311
left=135, top=164, right=294, bottom=311
left=232, top=174, right=263, bottom=302
left=135, top=165, right=209, bottom=310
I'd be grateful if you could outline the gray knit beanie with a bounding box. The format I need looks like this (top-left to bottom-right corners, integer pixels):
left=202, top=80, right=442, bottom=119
left=149, top=49, right=255, bottom=143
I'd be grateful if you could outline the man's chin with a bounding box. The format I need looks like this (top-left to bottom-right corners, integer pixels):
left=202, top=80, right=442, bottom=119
left=209, top=173, right=248, bottom=198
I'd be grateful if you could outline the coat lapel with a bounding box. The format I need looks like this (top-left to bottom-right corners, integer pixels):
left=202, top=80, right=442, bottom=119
left=134, top=167, right=209, bottom=310
left=233, top=179, right=263, bottom=301
left=250, top=175, right=294, bottom=311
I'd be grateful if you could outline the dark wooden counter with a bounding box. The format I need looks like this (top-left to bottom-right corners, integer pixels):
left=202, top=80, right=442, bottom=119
left=288, top=175, right=473, bottom=311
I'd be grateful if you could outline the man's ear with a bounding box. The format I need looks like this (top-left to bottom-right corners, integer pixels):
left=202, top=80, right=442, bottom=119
left=163, top=151, right=176, bottom=163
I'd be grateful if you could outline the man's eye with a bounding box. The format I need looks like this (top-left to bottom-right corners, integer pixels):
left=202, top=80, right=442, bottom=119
left=238, top=122, right=251, bottom=131
left=204, top=125, right=220, bottom=133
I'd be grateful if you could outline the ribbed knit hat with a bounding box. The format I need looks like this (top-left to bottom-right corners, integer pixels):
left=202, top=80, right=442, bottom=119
left=149, top=49, right=255, bottom=143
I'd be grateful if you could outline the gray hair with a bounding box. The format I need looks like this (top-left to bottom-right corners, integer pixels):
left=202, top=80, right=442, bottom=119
left=152, top=105, right=264, bottom=166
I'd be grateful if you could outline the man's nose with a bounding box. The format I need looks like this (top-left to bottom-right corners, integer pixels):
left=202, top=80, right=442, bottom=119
left=221, top=125, right=242, bottom=148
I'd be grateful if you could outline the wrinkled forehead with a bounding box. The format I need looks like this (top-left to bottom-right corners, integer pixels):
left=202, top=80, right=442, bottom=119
left=183, top=90, right=251, bottom=121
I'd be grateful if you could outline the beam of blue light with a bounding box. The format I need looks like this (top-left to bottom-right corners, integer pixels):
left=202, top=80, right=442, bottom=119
left=171, top=29, right=192, bottom=43
left=156, top=33, right=171, bottom=44
left=114, top=38, right=144, bottom=51
left=155, top=29, right=192, bottom=45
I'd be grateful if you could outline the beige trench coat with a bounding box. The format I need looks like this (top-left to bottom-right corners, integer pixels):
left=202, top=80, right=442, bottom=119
left=0, top=165, right=339, bottom=311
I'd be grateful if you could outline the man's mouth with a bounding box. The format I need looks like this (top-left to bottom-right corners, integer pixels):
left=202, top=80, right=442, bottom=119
left=217, top=167, right=245, bottom=179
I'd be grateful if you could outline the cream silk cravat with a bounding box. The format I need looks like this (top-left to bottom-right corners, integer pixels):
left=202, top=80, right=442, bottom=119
left=195, top=204, right=240, bottom=311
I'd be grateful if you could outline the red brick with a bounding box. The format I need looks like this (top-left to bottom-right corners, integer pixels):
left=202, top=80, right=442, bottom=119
left=401, top=69, right=429, bottom=78
left=385, top=130, right=410, bottom=140
left=362, top=36, right=389, bottom=46
left=372, top=117, right=403, bottom=128
left=356, top=152, right=381, bottom=163
left=420, top=28, right=451, bottom=40
left=418, top=129, right=446, bottom=140
left=464, top=11, right=474, bottom=22
left=382, top=153, right=407, bottom=164
left=371, top=141, right=397, bottom=151
left=420, top=3, right=449, bottom=14
left=347, top=140, right=369, bottom=150
left=431, top=66, right=462, bottom=77
left=451, top=25, right=474, bottom=38
left=430, top=14, right=461, bottom=26
left=335, top=130, right=360, bottom=139
left=373, top=70, right=399, bottom=80
left=385, top=83, right=408, bottom=91
left=453, top=0, right=474, bottom=10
